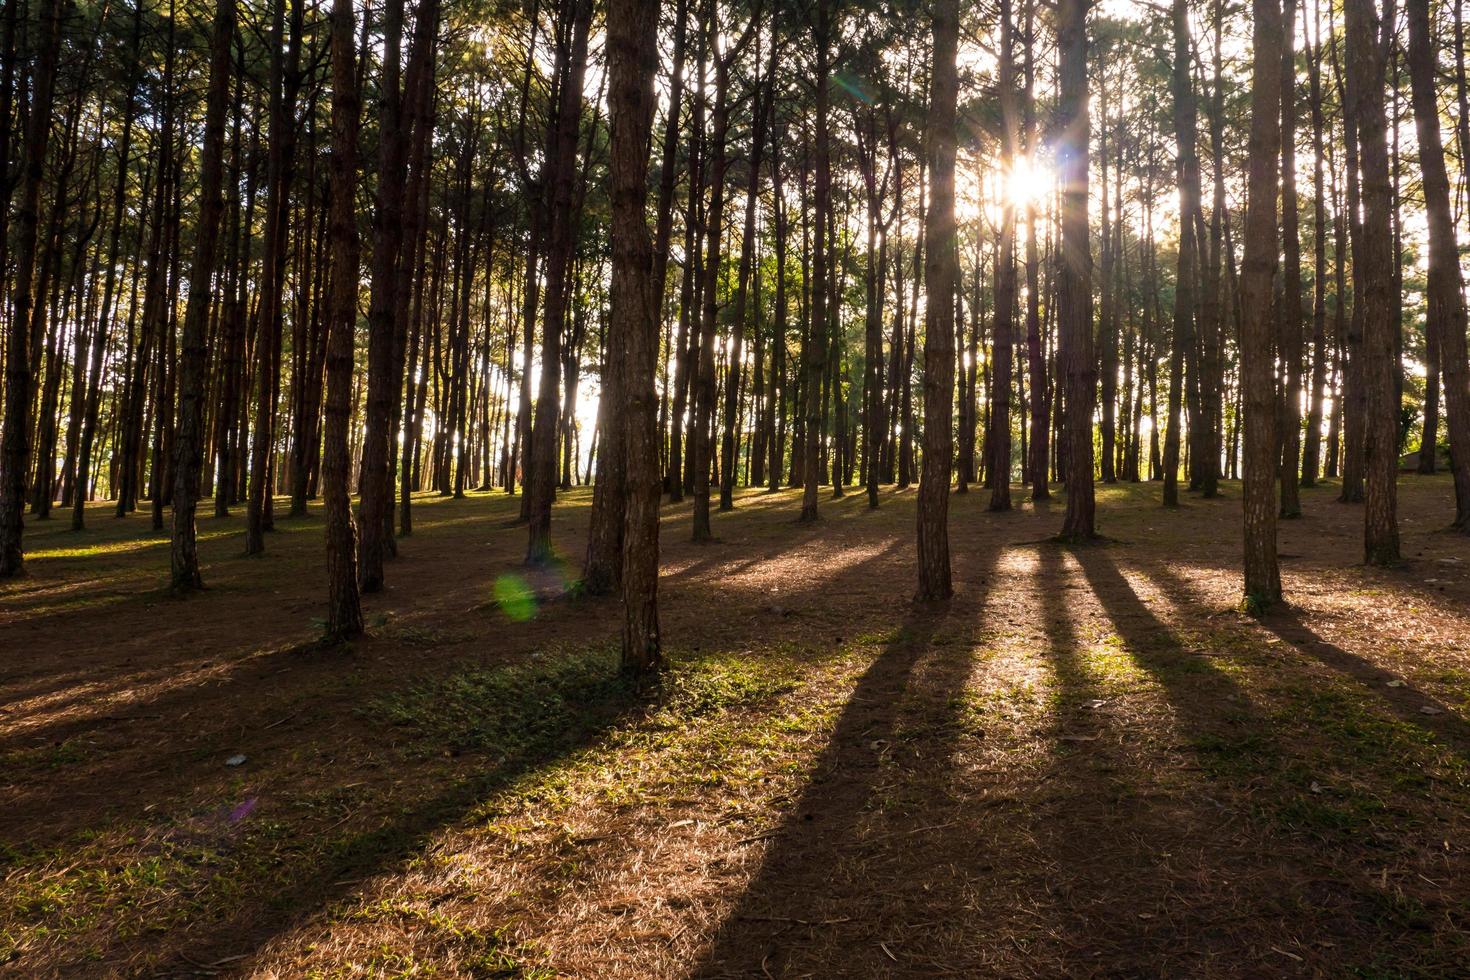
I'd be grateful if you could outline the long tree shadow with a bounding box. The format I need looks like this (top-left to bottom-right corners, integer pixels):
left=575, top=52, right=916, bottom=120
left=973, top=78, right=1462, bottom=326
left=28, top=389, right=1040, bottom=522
left=1026, top=543, right=1281, bottom=973
left=1261, top=607, right=1470, bottom=747
left=1125, top=556, right=1470, bottom=759
left=1071, top=544, right=1261, bottom=735
left=26, top=535, right=912, bottom=974
left=695, top=546, right=999, bottom=977
left=1069, top=548, right=1470, bottom=972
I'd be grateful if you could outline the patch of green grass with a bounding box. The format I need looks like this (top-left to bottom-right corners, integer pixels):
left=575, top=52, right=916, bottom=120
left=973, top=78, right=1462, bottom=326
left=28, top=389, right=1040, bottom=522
left=0, top=738, right=89, bottom=773
left=374, top=645, right=798, bottom=762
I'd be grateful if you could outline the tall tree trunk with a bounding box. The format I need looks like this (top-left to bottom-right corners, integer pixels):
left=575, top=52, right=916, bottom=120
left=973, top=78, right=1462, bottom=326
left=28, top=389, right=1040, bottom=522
left=171, top=0, right=236, bottom=591
left=246, top=0, right=303, bottom=555
left=1057, top=0, right=1095, bottom=541
left=1302, top=12, right=1329, bottom=487
left=1024, top=0, right=1047, bottom=500
left=526, top=0, right=593, bottom=563
left=917, top=0, right=958, bottom=599
left=719, top=25, right=773, bottom=513
left=1241, top=0, right=1285, bottom=606
left=323, top=0, right=364, bottom=638
left=1407, top=0, right=1470, bottom=528
left=1278, top=0, right=1305, bottom=517
left=607, top=0, right=664, bottom=669
left=990, top=0, right=1018, bottom=512
left=0, top=0, right=63, bottom=577
left=1345, top=0, right=1399, bottom=563
left=1164, top=0, right=1200, bottom=509
left=357, top=0, right=407, bottom=591
left=799, top=4, right=831, bottom=523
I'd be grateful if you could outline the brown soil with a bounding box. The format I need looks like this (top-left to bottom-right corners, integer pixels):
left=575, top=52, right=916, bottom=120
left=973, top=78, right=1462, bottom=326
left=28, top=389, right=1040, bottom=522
left=3, top=477, right=1469, bottom=977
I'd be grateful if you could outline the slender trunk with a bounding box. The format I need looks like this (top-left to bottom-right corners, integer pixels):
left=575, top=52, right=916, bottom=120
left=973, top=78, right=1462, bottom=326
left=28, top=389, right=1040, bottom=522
left=1057, top=0, right=1094, bottom=540
left=1407, top=0, right=1470, bottom=528
left=990, top=0, right=1019, bottom=512
left=357, top=0, right=407, bottom=591
left=322, top=0, right=364, bottom=638
left=1241, top=0, right=1285, bottom=606
left=0, top=0, right=63, bottom=576
left=917, top=0, right=958, bottom=599
left=800, top=7, right=831, bottom=523
left=1278, top=0, right=1304, bottom=517
left=527, top=0, right=593, bottom=563
left=170, top=0, right=236, bottom=591
left=1345, top=0, right=1399, bottom=563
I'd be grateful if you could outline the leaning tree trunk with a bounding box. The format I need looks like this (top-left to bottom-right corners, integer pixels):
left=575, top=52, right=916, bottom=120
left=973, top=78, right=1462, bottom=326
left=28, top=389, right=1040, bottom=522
left=170, top=0, right=236, bottom=592
left=917, top=0, right=958, bottom=601
left=1407, top=0, right=1470, bottom=528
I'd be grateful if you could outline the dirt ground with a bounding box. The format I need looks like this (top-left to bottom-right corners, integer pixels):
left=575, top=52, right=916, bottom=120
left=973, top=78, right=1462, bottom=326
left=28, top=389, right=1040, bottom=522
left=3, top=475, right=1470, bottom=977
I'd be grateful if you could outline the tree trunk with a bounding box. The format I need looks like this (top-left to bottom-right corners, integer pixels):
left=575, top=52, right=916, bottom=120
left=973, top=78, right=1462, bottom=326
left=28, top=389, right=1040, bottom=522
left=322, top=0, right=364, bottom=639
left=1163, top=0, right=1200, bottom=509
left=609, top=0, right=665, bottom=672
left=526, top=0, right=593, bottom=564
left=356, top=0, right=407, bottom=592
left=171, top=0, right=236, bottom=592
left=1345, top=0, right=1399, bottom=563
left=917, top=0, right=958, bottom=600
left=990, top=0, right=1019, bottom=512
left=1241, top=0, right=1285, bottom=607
left=1057, top=0, right=1095, bottom=541
left=1277, top=0, right=1304, bottom=518
left=0, top=0, right=63, bottom=577
left=799, top=4, right=832, bottom=524
left=245, top=0, right=303, bottom=555
left=1407, top=0, right=1470, bottom=528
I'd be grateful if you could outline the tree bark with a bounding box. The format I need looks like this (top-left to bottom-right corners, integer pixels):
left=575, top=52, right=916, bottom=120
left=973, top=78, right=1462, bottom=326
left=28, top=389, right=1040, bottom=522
left=0, top=0, right=63, bottom=577
left=990, top=0, right=1019, bottom=512
left=1344, top=0, right=1399, bottom=564
left=1241, top=0, right=1285, bottom=607
left=1407, top=0, right=1470, bottom=528
left=800, top=3, right=832, bottom=524
left=357, top=0, right=407, bottom=592
left=171, top=0, right=236, bottom=592
left=1277, top=0, right=1304, bottom=518
left=1057, top=0, right=1095, bottom=541
left=917, top=0, right=958, bottom=600
left=526, top=0, right=593, bottom=564
left=607, top=0, right=665, bottom=670
left=323, top=0, right=364, bottom=639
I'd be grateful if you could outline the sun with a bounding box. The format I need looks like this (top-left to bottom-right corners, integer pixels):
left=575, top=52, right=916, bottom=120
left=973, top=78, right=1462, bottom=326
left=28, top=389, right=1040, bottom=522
left=1005, top=157, right=1053, bottom=208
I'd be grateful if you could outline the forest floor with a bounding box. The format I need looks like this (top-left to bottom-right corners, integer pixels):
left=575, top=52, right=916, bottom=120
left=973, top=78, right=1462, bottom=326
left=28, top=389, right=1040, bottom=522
left=3, top=475, right=1470, bottom=978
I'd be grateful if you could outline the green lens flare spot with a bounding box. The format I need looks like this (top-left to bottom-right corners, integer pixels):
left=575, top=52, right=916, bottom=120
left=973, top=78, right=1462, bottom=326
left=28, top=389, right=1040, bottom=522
left=493, top=574, right=537, bottom=622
